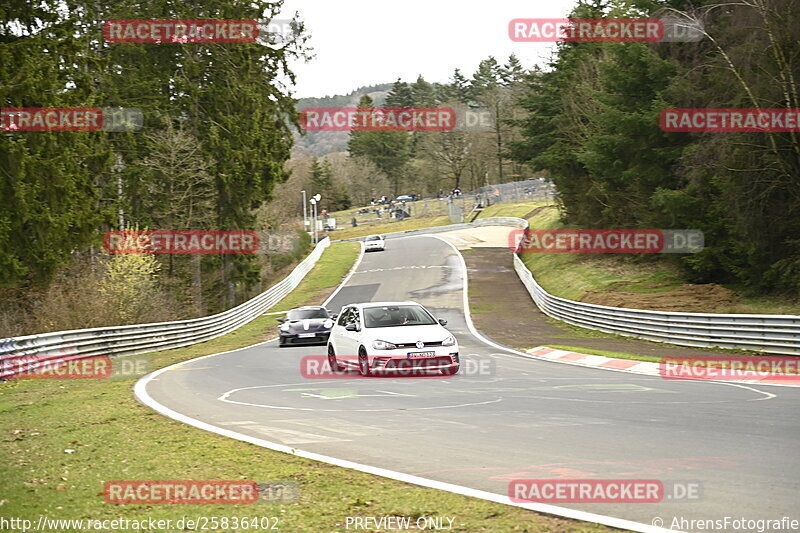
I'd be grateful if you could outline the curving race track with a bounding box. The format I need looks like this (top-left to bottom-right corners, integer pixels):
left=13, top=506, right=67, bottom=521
left=137, top=234, right=800, bottom=532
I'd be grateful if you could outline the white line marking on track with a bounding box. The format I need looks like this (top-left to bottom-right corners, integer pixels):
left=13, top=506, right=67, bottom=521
left=714, top=382, right=777, bottom=400
left=217, top=383, right=503, bottom=412
left=375, top=390, right=415, bottom=397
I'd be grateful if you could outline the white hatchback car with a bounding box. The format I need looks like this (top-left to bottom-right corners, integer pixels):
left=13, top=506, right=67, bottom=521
left=363, top=235, right=385, bottom=252
left=327, top=301, right=459, bottom=376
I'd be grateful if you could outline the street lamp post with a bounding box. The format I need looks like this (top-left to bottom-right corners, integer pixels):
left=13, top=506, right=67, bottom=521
left=312, top=194, right=321, bottom=243
left=309, top=198, right=316, bottom=243
left=301, top=190, right=307, bottom=233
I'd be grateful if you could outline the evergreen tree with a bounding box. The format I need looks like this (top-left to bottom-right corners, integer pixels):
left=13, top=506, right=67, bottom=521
left=385, top=79, right=415, bottom=108
left=444, top=68, right=472, bottom=105
left=501, top=54, right=525, bottom=86
left=411, top=75, right=438, bottom=107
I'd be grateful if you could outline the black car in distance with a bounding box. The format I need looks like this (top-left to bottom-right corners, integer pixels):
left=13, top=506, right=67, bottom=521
left=277, top=306, right=337, bottom=347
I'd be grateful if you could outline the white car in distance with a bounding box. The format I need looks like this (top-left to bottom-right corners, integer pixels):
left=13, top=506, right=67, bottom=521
left=327, top=301, right=459, bottom=376
left=364, top=234, right=385, bottom=252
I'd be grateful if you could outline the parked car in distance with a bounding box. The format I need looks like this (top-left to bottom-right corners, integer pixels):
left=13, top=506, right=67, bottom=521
left=395, top=194, right=418, bottom=201
left=364, top=235, right=385, bottom=252
left=277, top=306, right=337, bottom=347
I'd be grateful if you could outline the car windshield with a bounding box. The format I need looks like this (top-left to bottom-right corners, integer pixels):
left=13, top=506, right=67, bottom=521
left=366, top=235, right=382, bottom=241
left=286, top=309, right=328, bottom=320
left=363, top=305, right=437, bottom=328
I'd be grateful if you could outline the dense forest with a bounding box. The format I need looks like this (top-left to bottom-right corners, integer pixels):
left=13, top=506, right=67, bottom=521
left=509, top=0, right=799, bottom=293
left=0, top=0, right=309, bottom=334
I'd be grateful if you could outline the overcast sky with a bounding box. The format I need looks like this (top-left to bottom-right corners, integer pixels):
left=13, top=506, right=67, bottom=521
left=278, top=0, right=580, bottom=98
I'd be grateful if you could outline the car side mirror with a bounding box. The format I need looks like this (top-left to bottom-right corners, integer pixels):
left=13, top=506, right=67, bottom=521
left=277, top=317, right=285, bottom=323
left=438, top=318, right=447, bottom=326
left=330, top=313, right=338, bottom=320
left=345, top=323, right=358, bottom=332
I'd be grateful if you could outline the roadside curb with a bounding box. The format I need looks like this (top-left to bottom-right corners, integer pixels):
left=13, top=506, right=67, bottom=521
left=526, top=346, right=800, bottom=388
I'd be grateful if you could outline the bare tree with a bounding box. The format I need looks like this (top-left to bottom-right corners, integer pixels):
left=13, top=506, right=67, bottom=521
left=136, top=123, right=216, bottom=315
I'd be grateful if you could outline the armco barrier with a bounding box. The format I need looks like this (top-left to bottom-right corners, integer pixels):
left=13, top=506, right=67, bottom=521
left=514, top=254, right=800, bottom=355
left=0, top=237, right=331, bottom=379
left=506, top=218, right=800, bottom=356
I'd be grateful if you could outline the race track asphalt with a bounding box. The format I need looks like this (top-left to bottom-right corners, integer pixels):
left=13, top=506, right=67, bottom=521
left=140, top=235, right=800, bottom=531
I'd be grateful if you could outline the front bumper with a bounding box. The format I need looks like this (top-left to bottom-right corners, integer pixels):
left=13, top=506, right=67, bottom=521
left=367, top=348, right=459, bottom=373
left=280, top=332, right=331, bottom=345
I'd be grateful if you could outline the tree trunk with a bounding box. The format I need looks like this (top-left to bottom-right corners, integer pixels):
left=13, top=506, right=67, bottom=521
left=192, top=254, right=204, bottom=316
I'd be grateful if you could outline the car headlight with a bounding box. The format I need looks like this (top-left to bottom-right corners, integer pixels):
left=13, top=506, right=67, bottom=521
left=372, top=339, right=397, bottom=350
left=442, top=335, right=456, bottom=346
left=323, top=319, right=334, bottom=328
left=280, top=324, right=290, bottom=332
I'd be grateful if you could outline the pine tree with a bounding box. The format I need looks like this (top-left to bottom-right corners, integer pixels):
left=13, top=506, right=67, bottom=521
left=442, top=69, right=472, bottom=104
left=501, top=54, right=525, bottom=86
left=385, top=79, right=415, bottom=108
left=411, top=75, right=438, bottom=107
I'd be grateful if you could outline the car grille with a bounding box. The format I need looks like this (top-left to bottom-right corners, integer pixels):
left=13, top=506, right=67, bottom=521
left=394, top=341, right=443, bottom=348
left=284, top=333, right=329, bottom=344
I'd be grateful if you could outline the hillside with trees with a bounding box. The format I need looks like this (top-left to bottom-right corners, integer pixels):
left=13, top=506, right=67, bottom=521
left=0, top=1, right=308, bottom=335
left=509, top=0, right=800, bottom=294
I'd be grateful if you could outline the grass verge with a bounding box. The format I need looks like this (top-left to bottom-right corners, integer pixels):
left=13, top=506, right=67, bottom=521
left=0, top=240, right=612, bottom=533
left=520, top=206, right=800, bottom=314
left=476, top=201, right=547, bottom=220
left=328, top=215, right=450, bottom=241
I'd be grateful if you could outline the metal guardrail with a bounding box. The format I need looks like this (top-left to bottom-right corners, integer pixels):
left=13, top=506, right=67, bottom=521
left=507, top=217, right=800, bottom=355
left=0, top=237, right=332, bottom=379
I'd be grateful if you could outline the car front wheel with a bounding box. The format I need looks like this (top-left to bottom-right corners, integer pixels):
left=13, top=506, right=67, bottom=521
left=328, top=345, right=342, bottom=373
left=358, top=347, right=372, bottom=377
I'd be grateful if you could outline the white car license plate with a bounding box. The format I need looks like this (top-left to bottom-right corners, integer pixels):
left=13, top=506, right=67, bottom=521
left=298, top=333, right=316, bottom=338
left=407, top=351, right=436, bottom=358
